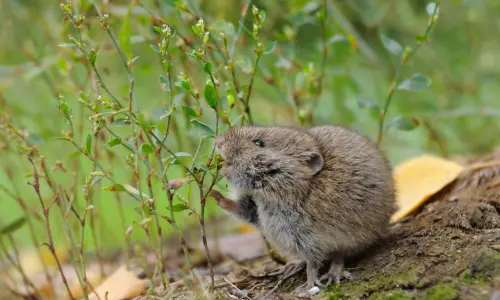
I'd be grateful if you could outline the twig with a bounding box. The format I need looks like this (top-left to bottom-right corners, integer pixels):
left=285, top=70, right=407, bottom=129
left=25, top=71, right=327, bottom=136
left=2, top=174, right=54, bottom=294
left=59, top=187, right=91, bottom=300
left=243, top=54, right=261, bottom=124
left=0, top=237, right=43, bottom=299
left=263, top=262, right=305, bottom=298
left=377, top=3, right=440, bottom=145
left=28, top=158, right=75, bottom=300
left=308, top=0, right=329, bottom=124
left=231, top=0, right=252, bottom=57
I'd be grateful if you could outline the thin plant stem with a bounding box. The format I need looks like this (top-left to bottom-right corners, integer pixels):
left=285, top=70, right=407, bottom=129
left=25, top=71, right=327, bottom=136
left=28, top=158, right=75, bottom=300
left=0, top=237, right=43, bottom=299
left=377, top=3, right=440, bottom=145
left=2, top=175, right=54, bottom=294
left=231, top=0, right=252, bottom=57
left=89, top=137, right=105, bottom=278
left=243, top=54, right=261, bottom=124
left=308, top=0, right=328, bottom=124
left=59, top=188, right=90, bottom=300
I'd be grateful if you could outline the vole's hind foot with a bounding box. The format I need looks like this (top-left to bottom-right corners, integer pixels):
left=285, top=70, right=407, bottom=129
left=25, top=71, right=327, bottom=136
left=317, top=270, right=352, bottom=286
left=316, top=256, right=351, bottom=286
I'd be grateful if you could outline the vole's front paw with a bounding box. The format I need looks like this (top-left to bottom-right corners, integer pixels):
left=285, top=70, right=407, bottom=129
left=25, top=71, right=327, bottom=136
left=317, top=270, right=352, bottom=286
left=209, top=189, right=238, bottom=212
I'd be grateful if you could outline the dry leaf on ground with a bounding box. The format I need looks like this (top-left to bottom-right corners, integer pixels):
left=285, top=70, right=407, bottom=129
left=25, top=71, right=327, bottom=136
left=88, top=266, right=148, bottom=300
left=18, top=246, right=69, bottom=275
left=391, top=154, right=465, bottom=222
left=69, top=267, right=105, bottom=299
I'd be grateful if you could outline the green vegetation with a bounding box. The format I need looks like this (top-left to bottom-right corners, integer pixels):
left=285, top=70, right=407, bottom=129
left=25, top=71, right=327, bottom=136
left=1, top=0, right=499, bottom=298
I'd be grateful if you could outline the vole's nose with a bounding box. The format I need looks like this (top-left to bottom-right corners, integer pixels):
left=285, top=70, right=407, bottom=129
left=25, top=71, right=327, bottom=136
left=215, top=136, right=225, bottom=150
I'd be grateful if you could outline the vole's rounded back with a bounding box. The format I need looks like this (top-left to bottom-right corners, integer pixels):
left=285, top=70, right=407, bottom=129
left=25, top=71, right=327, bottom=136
left=305, top=125, right=394, bottom=254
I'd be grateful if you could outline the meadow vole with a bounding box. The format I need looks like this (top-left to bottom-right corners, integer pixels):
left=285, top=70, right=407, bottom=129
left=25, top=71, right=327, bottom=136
left=211, top=125, right=395, bottom=288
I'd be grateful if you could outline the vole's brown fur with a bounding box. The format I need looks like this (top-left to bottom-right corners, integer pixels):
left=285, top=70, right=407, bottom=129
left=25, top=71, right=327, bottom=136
left=214, top=125, right=395, bottom=288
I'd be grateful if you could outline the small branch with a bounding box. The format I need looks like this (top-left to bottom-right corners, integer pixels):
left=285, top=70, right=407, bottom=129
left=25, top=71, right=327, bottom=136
left=231, top=0, right=252, bottom=57
left=0, top=237, right=43, bottom=299
left=243, top=54, right=262, bottom=124
left=1, top=176, right=54, bottom=293
left=308, top=0, right=329, bottom=125
left=376, top=3, right=440, bottom=145
left=28, top=158, right=75, bottom=300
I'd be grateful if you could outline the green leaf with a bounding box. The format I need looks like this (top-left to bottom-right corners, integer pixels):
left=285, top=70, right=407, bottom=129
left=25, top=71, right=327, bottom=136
left=118, top=5, right=133, bottom=59
left=192, top=19, right=205, bottom=37
left=88, top=49, right=98, bottom=66
left=140, top=143, right=154, bottom=154
left=103, top=184, right=126, bottom=192
left=160, top=75, right=170, bottom=92
left=175, top=79, right=191, bottom=91
left=190, top=119, right=215, bottom=136
left=58, top=43, right=77, bottom=48
left=379, top=32, right=403, bottom=56
left=357, top=97, right=380, bottom=119
left=153, top=26, right=163, bottom=35
left=328, top=34, right=348, bottom=45
left=90, top=175, right=103, bottom=187
left=68, top=150, right=81, bottom=158
left=397, top=73, right=431, bottom=91
left=108, top=137, right=122, bottom=147
left=259, top=10, right=266, bottom=23
left=263, top=41, right=277, bottom=54
left=204, top=83, right=217, bottom=109
left=160, top=106, right=176, bottom=119
left=124, top=184, right=150, bottom=199
left=287, top=11, right=312, bottom=26
left=113, top=118, right=131, bottom=126
left=210, top=19, right=235, bottom=37
left=168, top=203, right=189, bottom=212
left=0, top=217, right=26, bottom=236
left=149, top=44, right=160, bottom=53
left=27, top=133, right=44, bottom=145
left=85, top=134, right=92, bottom=154
left=390, top=116, right=420, bottom=131
left=182, top=106, right=198, bottom=117
left=203, top=62, right=212, bottom=74
left=163, top=0, right=178, bottom=7
left=415, top=35, right=427, bottom=43
left=166, top=152, right=192, bottom=165
left=174, top=152, right=192, bottom=157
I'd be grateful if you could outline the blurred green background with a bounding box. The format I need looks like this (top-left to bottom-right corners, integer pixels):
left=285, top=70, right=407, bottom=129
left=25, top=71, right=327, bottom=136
left=1, top=0, right=500, bottom=254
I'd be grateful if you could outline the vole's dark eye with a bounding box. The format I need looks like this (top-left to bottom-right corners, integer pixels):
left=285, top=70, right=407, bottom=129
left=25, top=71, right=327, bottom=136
left=253, top=139, right=265, bottom=147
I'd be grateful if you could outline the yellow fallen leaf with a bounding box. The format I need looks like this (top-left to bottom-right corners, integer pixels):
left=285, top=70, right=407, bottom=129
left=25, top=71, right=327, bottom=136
left=391, top=154, right=464, bottom=222
left=17, top=246, right=69, bottom=275
left=237, top=224, right=256, bottom=233
left=69, top=270, right=104, bottom=299
left=88, top=266, right=148, bottom=300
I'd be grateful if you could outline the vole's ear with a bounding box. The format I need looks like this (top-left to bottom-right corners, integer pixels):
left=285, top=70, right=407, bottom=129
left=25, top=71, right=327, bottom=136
left=307, top=152, right=324, bottom=175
